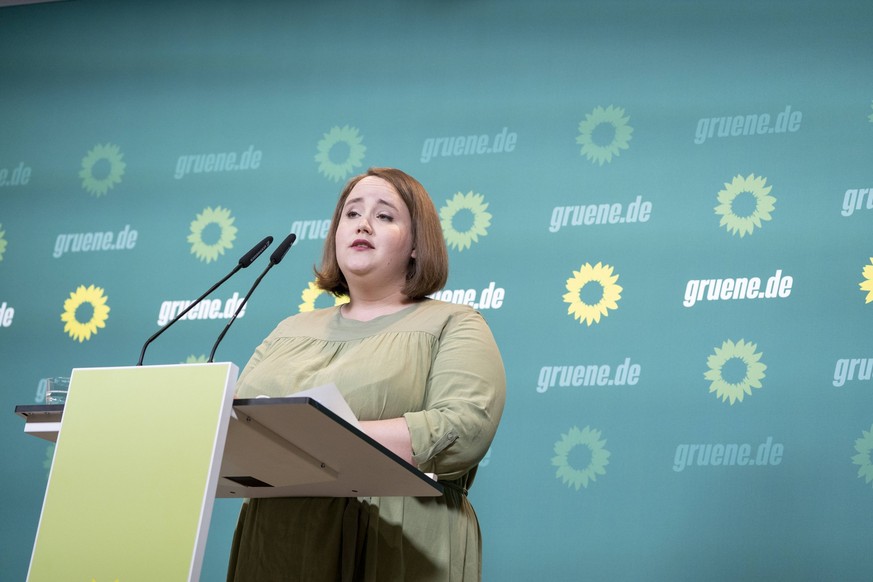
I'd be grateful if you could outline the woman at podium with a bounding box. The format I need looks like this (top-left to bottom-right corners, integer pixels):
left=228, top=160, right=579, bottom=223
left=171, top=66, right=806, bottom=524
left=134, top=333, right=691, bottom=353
left=227, top=167, right=506, bottom=581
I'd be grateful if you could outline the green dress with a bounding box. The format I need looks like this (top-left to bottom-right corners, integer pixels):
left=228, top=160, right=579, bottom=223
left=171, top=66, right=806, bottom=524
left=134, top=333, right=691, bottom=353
left=226, top=299, right=506, bottom=582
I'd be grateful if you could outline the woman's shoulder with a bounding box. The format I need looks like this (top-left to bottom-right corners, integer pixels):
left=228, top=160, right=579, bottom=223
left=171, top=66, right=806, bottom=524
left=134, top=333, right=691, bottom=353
left=265, top=306, right=337, bottom=338
left=399, top=298, right=487, bottom=333
left=411, top=297, right=476, bottom=317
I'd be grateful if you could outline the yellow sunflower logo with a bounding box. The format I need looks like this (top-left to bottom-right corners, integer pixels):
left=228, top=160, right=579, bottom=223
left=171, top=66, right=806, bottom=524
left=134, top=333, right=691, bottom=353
left=315, top=125, right=366, bottom=182
left=552, top=425, right=610, bottom=490
left=852, top=424, right=873, bottom=489
left=714, top=174, right=776, bottom=237
left=440, top=191, right=492, bottom=251
left=0, top=223, right=7, bottom=261
left=79, top=143, right=126, bottom=197
left=859, top=258, right=873, bottom=304
left=184, top=354, right=208, bottom=364
left=187, top=206, right=238, bottom=263
left=576, top=105, right=633, bottom=165
left=704, top=339, right=766, bottom=405
left=61, top=284, right=110, bottom=342
left=298, top=281, right=350, bottom=312
left=563, top=262, right=622, bottom=326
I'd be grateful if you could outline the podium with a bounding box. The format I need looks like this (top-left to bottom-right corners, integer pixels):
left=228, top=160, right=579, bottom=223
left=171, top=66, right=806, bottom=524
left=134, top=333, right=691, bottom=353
left=16, top=364, right=442, bottom=582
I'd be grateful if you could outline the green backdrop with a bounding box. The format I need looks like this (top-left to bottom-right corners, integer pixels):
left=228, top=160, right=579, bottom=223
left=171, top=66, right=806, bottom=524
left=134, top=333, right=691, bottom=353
left=1, top=0, right=872, bottom=580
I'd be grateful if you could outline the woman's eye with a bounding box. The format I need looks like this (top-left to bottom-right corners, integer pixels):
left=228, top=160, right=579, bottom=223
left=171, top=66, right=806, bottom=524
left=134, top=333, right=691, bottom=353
left=345, top=210, right=359, bottom=218
left=377, top=213, right=393, bottom=221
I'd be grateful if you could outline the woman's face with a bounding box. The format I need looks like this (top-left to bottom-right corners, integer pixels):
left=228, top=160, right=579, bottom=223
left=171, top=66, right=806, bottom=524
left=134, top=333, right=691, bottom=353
left=335, top=176, right=416, bottom=292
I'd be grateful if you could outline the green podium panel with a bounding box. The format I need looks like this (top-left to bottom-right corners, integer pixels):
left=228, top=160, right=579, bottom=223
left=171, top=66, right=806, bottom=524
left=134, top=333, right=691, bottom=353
left=27, top=363, right=238, bottom=582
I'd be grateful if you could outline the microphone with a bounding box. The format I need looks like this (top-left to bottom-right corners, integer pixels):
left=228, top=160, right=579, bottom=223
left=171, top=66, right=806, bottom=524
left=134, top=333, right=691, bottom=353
left=136, top=236, right=274, bottom=366
left=207, top=233, right=297, bottom=363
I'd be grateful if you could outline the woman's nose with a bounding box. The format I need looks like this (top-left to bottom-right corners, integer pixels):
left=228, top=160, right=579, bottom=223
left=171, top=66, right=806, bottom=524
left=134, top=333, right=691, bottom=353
left=356, top=217, right=372, bottom=234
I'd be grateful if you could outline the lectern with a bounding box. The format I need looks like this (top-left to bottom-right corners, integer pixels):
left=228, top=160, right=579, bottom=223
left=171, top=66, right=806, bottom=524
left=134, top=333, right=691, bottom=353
left=16, top=364, right=442, bottom=582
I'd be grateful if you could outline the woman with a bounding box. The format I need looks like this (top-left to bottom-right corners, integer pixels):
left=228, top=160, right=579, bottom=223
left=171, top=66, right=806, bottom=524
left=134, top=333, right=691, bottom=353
left=227, top=168, right=506, bottom=581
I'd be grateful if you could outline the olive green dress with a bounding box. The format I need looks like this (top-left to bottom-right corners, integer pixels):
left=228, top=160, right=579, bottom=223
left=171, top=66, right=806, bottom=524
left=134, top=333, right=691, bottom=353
left=226, top=299, right=506, bottom=582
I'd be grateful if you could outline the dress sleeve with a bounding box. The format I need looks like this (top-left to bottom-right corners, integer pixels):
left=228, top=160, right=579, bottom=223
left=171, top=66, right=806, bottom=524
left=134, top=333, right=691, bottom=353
left=403, top=309, right=506, bottom=480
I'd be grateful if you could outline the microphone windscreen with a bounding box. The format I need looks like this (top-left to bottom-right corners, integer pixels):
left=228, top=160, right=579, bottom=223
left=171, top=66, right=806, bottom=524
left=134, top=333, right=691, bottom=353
left=238, top=236, right=273, bottom=267
left=270, top=233, right=297, bottom=265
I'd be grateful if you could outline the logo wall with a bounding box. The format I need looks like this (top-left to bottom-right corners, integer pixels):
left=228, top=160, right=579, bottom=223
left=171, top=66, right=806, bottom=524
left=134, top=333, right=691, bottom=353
left=705, top=339, right=766, bottom=405
left=860, top=258, right=873, bottom=303
left=553, top=425, right=611, bottom=490
left=577, top=105, right=633, bottom=165
left=298, top=281, right=349, bottom=313
left=440, top=191, right=492, bottom=251
left=563, top=262, right=622, bottom=326
left=315, top=125, right=366, bottom=182
left=80, top=143, right=125, bottom=197
left=188, top=206, right=238, bottom=263
left=853, top=425, right=873, bottom=489
left=715, top=174, right=776, bottom=237
left=61, top=284, right=110, bottom=342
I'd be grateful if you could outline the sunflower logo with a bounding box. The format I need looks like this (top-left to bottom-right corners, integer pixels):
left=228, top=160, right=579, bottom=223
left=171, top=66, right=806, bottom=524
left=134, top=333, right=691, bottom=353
left=552, top=425, right=610, bottom=490
left=714, top=174, right=776, bottom=237
left=184, top=354, right=208, bottom=364
left=79, top=143, right=126, bottom=197
left=440, top=191, right=492, bottom=251
left=704, top=339, right=766, bottom=405
left=315, top=125, right=366, bottom=182
left=563, top=262, right=622, bottom=326
left=860, top=258, right=873, bottom=304
left=298, top=281, right=350, bottom=313
left=0, top=223, right=7, bottom=261
left=187, top=206, right=238, bottom=263
left=61, top=284, right=110, bottom=342
left=852, top=424, right=873, bottom=489
left=576, top=105, right=633, bottom=165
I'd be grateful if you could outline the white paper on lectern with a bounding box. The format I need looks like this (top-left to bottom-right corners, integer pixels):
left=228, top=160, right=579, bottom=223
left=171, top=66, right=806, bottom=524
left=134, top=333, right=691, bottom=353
left=257, top=383, right=361, bottom=430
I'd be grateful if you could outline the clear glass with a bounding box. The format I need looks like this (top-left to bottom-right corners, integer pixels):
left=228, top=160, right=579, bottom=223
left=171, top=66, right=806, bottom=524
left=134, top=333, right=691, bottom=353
left=44, top=376, right=70, bottom=405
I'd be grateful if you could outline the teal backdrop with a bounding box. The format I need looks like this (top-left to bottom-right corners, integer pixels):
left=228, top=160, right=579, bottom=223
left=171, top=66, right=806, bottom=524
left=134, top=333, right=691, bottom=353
left=2, top=1, right=872, bottom=580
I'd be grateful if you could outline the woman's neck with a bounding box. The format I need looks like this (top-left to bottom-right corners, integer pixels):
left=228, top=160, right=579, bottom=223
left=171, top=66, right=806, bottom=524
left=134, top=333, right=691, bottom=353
left=341, top=289, right=415, bottom=321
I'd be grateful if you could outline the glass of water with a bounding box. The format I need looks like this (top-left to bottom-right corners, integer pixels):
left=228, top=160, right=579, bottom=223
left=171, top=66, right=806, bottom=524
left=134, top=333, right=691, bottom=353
left=45, top=377, right=70, bottom=405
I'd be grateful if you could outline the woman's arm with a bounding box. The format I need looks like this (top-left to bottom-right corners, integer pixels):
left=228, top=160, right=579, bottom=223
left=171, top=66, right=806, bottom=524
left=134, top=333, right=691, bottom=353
left=360, top=418, right=416, bottom=466
left=403, top=309, right=506, bottom=479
